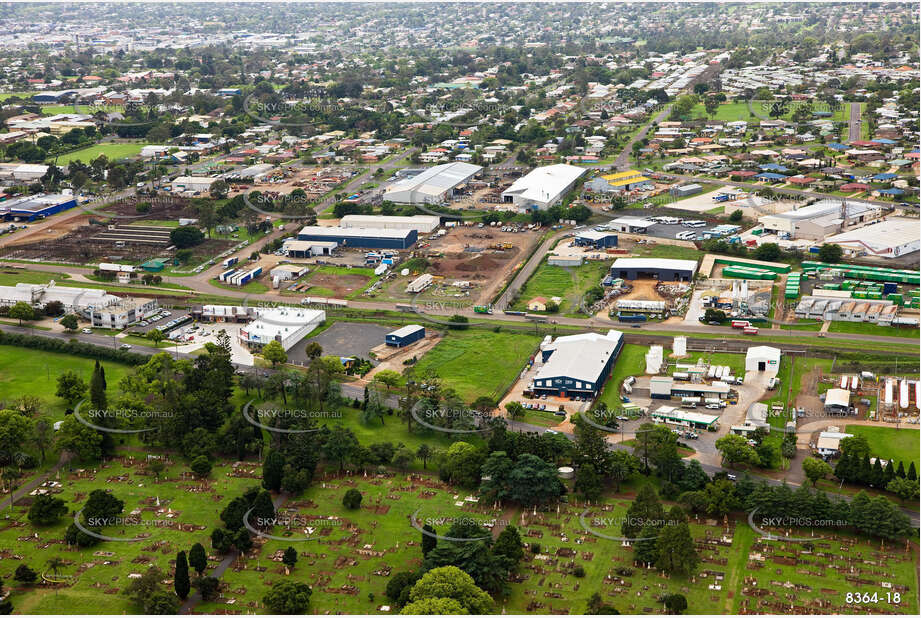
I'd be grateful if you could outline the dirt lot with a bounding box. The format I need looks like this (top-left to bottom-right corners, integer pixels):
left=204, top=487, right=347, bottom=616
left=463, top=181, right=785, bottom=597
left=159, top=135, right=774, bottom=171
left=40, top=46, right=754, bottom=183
left=307, top=272, right=370, bottom=296
left=413, top=225, right=540, bottom=303
left=1, top=222, right=233, bottom=265
left=617, top=278, right=666, bottom=302
left=227, top=165, right=355, bottom=199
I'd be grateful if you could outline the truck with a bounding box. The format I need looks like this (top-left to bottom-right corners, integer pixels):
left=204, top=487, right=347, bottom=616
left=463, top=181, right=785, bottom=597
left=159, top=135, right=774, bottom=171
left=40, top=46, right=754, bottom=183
left=525, top=313, right=548, bottom=323
left=731, top=320, right=751, bottom=329
left=473, top=305, right=493, bottom=314
left=395, top=303, right=416, bottom=313
left=616, top=312, right=647, bottom=322
left=743, top=326, right=759, bottom=335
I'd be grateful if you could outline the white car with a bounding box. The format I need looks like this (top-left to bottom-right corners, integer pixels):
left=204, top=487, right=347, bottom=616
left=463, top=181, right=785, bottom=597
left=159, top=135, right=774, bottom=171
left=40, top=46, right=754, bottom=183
left=119, top=343, right=132, bottom=350
left=81, top=328, right=93, bottom=334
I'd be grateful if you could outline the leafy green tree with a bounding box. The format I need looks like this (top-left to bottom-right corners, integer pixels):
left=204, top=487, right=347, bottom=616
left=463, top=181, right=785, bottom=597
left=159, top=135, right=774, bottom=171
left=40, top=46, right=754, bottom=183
left=28, top=494, right=68, bottom=525
left=728, top=209, right=743, bottom=223
left=193, top=575, right=220, bottom=601
left=803, top=457, right=832, bottom=486
left=190, top=455, right=212, bottom=478
left=174, top=551, right=191, bottom=600
left=14, top=563, right=38, bottom=585
left=342, top=488, right=363, bottom=509
left=655, top=507, right=699, bottom=576
left=715, top=434, right=761, bottom=467
left=322, top=426, right=359, bottom=472
left=262, top=449, right=285, bottom=491
left=440, top=441, right=484, bottom=488
left=391, top=446, right=415, bottom=471
left=887, top=477, right=920, bottom=503
left=55, top=371, right=87, bottom=406
left=416, top=444, right=433, bottom=469
left=622, top=485, right=664, bottom=539
left=400, top=597, right=466, bottom=614
left=282, top=546, right=298, bottom=571
left=818, top=243, right=843, bottom=263
left=263, top=581, right=312, bottom=614
left=421, top=524, right=437, bottom=556
left=405, top=566, right=493, bottom=614
left=9, top=301, right=35, bottom=325
left=663, top=593, right=688, bottom=614
left=188, top=542, right=207, bottom=576
left=386, top=571, right=421, bottom=606
left=60, top=314, right=79, bottom=331
left=89, top=361, right=107, bottom=410
left=55, top=415, right=103, bottom=462
left=262, top=340, right=287, bottom=367
left=0, top=409, right=34, bottom=459
left=492, top=525, right=525, bottom=566
left=574, top=462, right=603, bottom=502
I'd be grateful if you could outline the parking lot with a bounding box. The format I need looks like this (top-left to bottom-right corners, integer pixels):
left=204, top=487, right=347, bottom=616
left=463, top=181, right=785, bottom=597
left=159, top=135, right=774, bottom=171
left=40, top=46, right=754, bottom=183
left=129, top=308, right=189, bottom=334
left=288, top=321, right=392, bottom=364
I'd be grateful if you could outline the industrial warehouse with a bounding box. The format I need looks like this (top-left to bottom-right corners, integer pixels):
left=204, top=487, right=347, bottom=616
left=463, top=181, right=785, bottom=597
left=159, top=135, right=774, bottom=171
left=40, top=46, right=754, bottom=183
left=382, top=162, right=482, bottom=204
left=758, top=199, right=882, bottom=240
left=238, top=307, right=326, bottom=351
left=295, top=225, right=418, bottom=249
left=0, top=193, right=76, bottom=221
left=530, top=330, right=624, bottom=398
left=822, top=218, right=920, bottom=259
left=501, top=163, right=586, bottom=210
left=339, top=214, right=440, bottom=234
left=610, top=257, right=698, bottom=281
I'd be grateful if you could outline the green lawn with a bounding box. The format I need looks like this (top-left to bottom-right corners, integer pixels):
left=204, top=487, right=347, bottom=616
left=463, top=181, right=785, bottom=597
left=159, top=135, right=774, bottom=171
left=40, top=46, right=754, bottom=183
left=510, top=258, right=611, bottom=316
left=828, top=320, right=920, bottom=339
left=597, top=343, right=648, bottom=410
left=0, top=344, right=135, bottom=419
left=409, top=330, right=541, bottom=403
left=845, top=425, right=920, bottom=469
left=50, top=143, right=148, bottom=165
left=630, top=243, right=702, bottom=261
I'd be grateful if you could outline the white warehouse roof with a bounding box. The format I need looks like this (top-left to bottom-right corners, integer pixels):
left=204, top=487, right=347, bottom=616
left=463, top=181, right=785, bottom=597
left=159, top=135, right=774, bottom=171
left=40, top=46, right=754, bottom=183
left=340, top=214, right=440, bottom=233
left=383, top=162, right=481, bottom=204
left=501, top=164, right=586, bottom=207
left=535, top=330, right=622, bottom=384
left=824, top=218, right=920, bottom=258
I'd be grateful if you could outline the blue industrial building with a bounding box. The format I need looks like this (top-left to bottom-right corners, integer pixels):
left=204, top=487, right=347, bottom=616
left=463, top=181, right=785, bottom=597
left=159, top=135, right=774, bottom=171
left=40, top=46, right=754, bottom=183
left=0, top=193, right=77, bottom=221
left=531, top=330, right=624, bottom=398
left=574, top=230, right=618, bottom=249
left=296, top=225, right=417, bottom=250
left=386, top=324, right=426, bottom=347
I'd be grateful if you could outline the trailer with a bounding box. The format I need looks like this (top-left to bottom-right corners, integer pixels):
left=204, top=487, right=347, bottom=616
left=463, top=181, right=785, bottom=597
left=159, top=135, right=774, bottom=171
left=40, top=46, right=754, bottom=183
left=473, top=305, right=493, bottom=314
left=395, top=303, right=416, bottom=313
left=731, top=320, right=750, bottom=329
left=222, top=257, right=239, bottom=269
left=840, top=375, right=848, bottom=389
left=503, top=310, right=526, bottom=316
left=525, top=313, right=548, bottom=323
left=617, top=312, right=647, bottom=322
left=742, top=326, right=758, bottom=335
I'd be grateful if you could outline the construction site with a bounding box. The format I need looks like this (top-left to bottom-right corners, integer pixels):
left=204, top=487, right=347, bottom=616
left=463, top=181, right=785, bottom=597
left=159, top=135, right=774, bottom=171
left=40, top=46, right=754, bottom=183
left=375, top=223, right=541, bottom=305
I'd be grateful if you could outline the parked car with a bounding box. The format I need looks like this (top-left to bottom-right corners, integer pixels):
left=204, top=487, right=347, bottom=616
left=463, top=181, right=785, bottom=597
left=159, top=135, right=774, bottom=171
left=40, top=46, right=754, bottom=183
left=81, top=328, right=93, bottom=334
left=119, top=344, right=132, bottom=350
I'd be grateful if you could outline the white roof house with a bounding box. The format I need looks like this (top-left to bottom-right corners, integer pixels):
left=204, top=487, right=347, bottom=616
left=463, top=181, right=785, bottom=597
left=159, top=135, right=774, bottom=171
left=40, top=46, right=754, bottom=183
left=816, top=430, right=853, bottom=456
left=745, top=346, right=781, bottom=372
left=171, top=176, right=218, bottom=193
left=501, top=164, right=586, bottom=211
left=383, top=162, right=482, bottom=204
left=824, top=388, right=851, bottom=411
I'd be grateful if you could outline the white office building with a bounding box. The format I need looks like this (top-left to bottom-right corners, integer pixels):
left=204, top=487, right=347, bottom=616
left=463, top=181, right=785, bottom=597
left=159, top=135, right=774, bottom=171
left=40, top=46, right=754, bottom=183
left=383, top=162, right=482, bottom=204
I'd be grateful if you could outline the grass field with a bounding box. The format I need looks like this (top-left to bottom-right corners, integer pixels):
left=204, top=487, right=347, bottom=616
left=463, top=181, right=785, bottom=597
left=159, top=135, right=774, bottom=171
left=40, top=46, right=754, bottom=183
left=844, top=425, right=920, bottom=468
left=828, top=320, right=920, bottom=339
left=687, top=100, right=848, bottom=123
left=510, top=258, right=611, bottom=316
left=50, top=143, right=147, bottom=165
left=210, top=278, right=270, bottom=294
left=409, top=330, right=541, bottom=403
left=0, top=344, right=134, bottom=419
left=597, top=343, right=647, bottom=410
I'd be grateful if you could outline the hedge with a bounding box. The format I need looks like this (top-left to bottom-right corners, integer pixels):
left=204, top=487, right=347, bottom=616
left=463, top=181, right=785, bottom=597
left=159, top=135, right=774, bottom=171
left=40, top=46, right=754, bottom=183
left=0, top=330, right=149, bottom=365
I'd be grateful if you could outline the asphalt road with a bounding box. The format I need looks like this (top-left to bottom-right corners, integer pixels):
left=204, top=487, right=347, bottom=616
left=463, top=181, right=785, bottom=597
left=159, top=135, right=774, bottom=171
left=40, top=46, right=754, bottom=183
left=847, top=101, right=861, bottom=144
